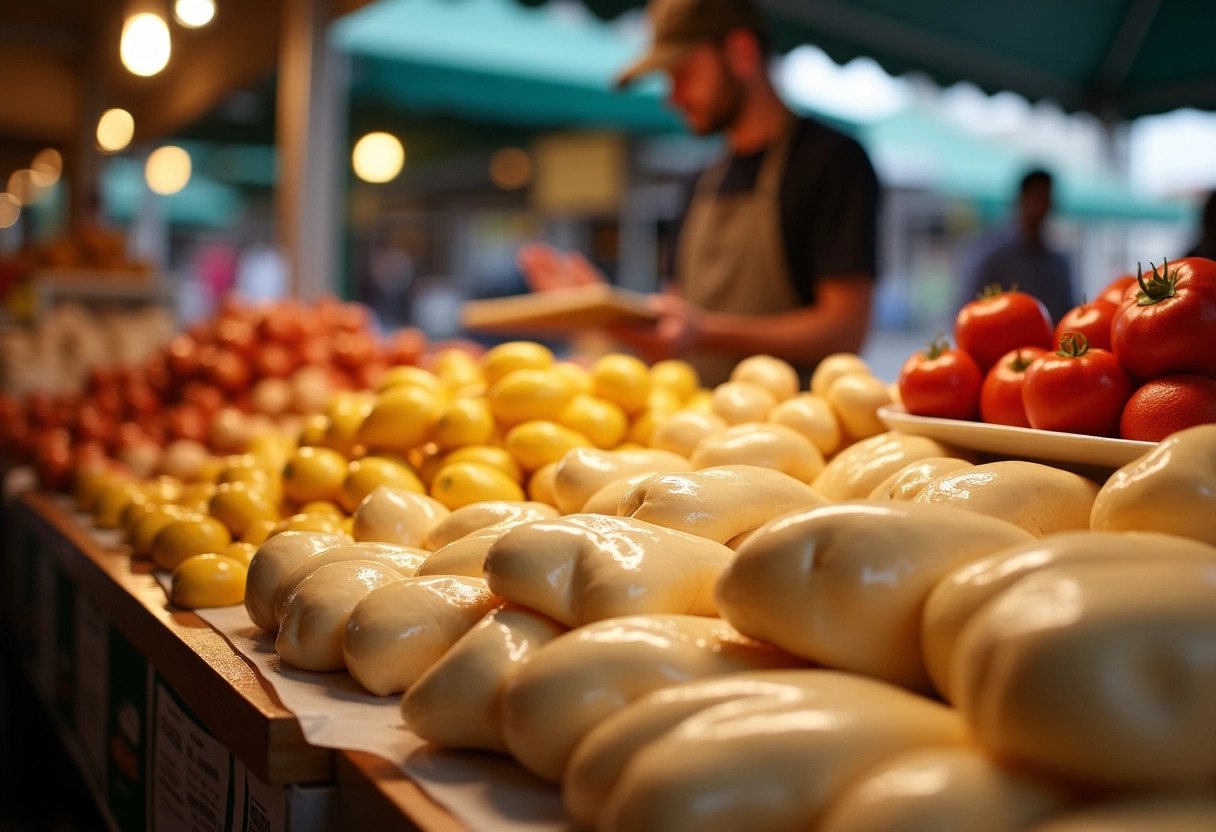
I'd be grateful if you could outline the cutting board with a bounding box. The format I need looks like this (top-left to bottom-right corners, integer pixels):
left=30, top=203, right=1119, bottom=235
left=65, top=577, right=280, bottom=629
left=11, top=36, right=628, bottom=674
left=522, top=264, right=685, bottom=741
left=460, top=284, right=658, bottom=333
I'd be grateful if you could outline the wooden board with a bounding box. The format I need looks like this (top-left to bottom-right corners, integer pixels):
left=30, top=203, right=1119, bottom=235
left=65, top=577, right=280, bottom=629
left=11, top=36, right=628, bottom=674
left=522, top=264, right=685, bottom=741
left=460, top=284, right=658, bottom=334
left=338, top=751, right=469, bottom=832
left=15, top=493, right=333, bottom=786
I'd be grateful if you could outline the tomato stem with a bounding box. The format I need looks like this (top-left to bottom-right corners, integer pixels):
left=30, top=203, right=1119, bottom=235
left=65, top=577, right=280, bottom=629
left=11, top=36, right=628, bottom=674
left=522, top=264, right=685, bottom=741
left=1009, top=349, right=1036, bottom=372
left=924, top=334, right=949, bottom=361
left=978, top=283, right=1011, bottom=300
left=1056, top=331, right=1091, bottom=358
left=1135, top=259, right=1178, bottom=306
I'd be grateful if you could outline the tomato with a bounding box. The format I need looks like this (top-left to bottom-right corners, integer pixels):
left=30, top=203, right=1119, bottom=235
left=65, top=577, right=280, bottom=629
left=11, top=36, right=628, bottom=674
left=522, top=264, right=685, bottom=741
left=1100, top=274, right=1136, bottom=306
left=1023, top=332, right=1133, bottom=436
left=1110, top=258, right=1216, bottom=382
left=898, top=337, right=983, bottom=421
left=979, top=347, right=1046, bottom=427
left=955, top=286, right=1055, bottom=372
left=1054, top=299, right=1117, bottom=352
left=1119, top=374, right=1216, bottom=442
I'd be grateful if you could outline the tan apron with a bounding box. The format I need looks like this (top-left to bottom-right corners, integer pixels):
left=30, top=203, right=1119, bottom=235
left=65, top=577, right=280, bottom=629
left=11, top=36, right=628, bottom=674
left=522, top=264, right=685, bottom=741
left=674, top=117, right=802, bottom=387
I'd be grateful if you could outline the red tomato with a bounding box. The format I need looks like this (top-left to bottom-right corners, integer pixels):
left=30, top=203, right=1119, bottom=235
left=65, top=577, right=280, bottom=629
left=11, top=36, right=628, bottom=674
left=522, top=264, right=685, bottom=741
left=1119, top=374, right=1216, bottom=442
left=898, top=337, right=983, bottom=420
left=1054, top=298, right=1117, bottom=352
left=1100, top=274, right=1137, bottom=306
left=979, top=346, right=1047, bottom=427
left=1023, top=332, right=1134, bottom=436
left=955, top=287, right=1055, bottom=372
left=1110, top=258, right=1216, bottom=382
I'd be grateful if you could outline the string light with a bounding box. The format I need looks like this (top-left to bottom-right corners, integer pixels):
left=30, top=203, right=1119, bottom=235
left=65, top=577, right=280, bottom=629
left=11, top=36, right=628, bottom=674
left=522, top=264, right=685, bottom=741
left=121, top=13, right=171, bottom=76
left=352, top=132, right=405, bottom=183
left=174, top=0, right=216, bottom=28
left=97, top=109, right=136, bottom=153
left=145, top=146, right=192, bottom=195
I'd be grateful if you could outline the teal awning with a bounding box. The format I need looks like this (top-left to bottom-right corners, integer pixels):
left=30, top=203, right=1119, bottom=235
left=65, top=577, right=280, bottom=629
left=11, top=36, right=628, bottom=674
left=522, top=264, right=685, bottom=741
left=507, top=0, right=1216, bottom=119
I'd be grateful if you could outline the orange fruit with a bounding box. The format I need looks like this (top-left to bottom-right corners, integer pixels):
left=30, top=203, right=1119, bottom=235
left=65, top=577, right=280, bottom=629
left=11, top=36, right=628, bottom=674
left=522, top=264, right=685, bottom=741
left=1119, top=375, right=1216, bottom=442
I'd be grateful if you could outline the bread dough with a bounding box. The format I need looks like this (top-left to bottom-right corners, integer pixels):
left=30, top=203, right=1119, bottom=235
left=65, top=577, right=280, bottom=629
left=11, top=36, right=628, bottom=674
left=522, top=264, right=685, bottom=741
left=401, top=604, right=566, bottom=751
left=501, top=614, right=800, bottom=781
left=423, top=500, right=558, bottom=551
left=689, top=422, right=824, bottom=483
left=271, top=542, right=428, bottom=627
left=244, top=531, right=348, bottom=632
left=552, top=448, right=689, bottom=515
left=343, top=575, right=500, bottom=696
left=276, top=560, right=403, bottom=671
left=619, top=465, right=825, bottom=544
left=813, top=433, right=956, bottom=501
left=351, top=485, right=449, bottom=547
left=483, top=514, right=737, bottom=627
left=716, top=500, right=1034, bottom=692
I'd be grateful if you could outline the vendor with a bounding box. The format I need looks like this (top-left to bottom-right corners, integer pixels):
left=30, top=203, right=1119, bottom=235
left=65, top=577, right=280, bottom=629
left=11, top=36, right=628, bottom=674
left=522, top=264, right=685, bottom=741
left=517, top=0, right=880, bottom=386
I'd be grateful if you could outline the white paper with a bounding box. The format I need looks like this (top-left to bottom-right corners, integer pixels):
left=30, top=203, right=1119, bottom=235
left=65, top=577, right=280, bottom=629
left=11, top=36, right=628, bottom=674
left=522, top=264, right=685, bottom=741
left=195, top=605, right=571, bottom=832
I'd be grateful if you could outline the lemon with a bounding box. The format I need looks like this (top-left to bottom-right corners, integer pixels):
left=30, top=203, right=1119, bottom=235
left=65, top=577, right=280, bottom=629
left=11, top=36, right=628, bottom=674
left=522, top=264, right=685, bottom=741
left=527, top=462, right=560, bottom=506
left=247, top=433, right=292, bottom=472
left=208, top=482, right=280, bottom=537
left=648, top=387, right=684, bottom=416
left=481, top=341, right=553, bottom=387
left=145, top=476, right=184, bottom=502
left=170, top=554, right=248, bottom=609
left=358, top=385, right=443, bottom=453
left=432, top=397, right=495, bottom=450
left=322, top=392, right=374, bottom=458
left=441, top=445, right=523, bottom=484
left=194, top=455, right=227, bottom=484
left=93, top=481, right=144, bottom=529
left=240, top=517, right=279, bottom=547
left=432, top=348, right=483, bottom=389
left=504, top=420, right=593, bottom=472
left=298, top=413, right=330, bottom=447
left=282, top=446, right=348, bottom=506
left=626, top=409, right=671, bottom=446
left=222, top=541, right=258, bottom=568
left=152, top=515, right=233, bottom=571
left=298, top=500, right=345, bottom=516
left=179, top=481, right=218, bottom=503
left=377, top=365, right=445, bottom=397
left=684, top=389, right=714, bottom=414
left=339, top=455, right=424, bottom=512
left=553, top=394, right=627, bottom=450
left=592, top=354, right=651, bottom=416
left=74, top=466, right=122, bottom=513
left=487, top=369, right=578, bottom=429
left=551, top=361, right=594, bottom=395
left=273, top=512, right=346, bottom=536
left=121, top=498, right=163, bottom=538
left=429, top=461, right=525, bottom=510
left=650, top=359, right=700, bottom=402
left=129, top=504, right=190, bottom=558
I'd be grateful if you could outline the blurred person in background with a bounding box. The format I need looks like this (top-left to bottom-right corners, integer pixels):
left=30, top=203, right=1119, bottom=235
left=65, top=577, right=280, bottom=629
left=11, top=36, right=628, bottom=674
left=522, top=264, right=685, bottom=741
left=517, top=0, right=879, bottom=385
left=957, top=169, right=1076, bottom=325
left=1185, top=190, right=1216, bottom=259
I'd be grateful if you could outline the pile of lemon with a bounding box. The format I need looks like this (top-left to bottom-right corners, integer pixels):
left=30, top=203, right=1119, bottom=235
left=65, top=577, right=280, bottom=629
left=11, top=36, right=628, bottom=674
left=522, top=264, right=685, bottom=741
left=72, top=343, right=710, bottom=611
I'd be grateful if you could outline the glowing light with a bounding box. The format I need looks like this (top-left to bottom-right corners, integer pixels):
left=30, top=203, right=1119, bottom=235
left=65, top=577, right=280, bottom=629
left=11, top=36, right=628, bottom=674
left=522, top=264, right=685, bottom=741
left=5, top=170, right=34, bottom=206
left=0, top=194, right=19, bottom=229
left=352, top=132, right=404, bottom=183
left=489, top=147, right=532, bottom=190
left=145, top=146, right=192, bottom=195
left=29, top=149, right=63, bottom=188
left=97, top=109, right=136, bottom=153
left=121, top=13, right=171, bottom=77
left=174, top=0, right=216, bottom=27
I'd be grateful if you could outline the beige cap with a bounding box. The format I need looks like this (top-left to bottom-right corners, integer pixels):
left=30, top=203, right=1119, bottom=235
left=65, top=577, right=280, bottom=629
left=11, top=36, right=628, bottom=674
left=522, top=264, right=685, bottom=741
left=616, top=0, right=765, bottom=88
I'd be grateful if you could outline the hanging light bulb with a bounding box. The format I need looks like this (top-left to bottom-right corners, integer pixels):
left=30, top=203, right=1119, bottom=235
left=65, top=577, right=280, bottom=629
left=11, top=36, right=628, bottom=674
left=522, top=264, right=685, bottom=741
left=97, top=109, right=136, bottom=153
left=174, top=0, right=215, bottom=28
left=146, top=146, right=192, bottom=195
left=121, top=12, right=171, bottom=76
left=352, top=132, right=405, bottom=183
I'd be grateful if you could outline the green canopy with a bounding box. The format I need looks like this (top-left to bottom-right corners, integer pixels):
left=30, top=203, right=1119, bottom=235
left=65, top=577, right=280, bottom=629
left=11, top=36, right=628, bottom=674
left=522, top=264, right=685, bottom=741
left=510, top=0, right=1216, bottom=119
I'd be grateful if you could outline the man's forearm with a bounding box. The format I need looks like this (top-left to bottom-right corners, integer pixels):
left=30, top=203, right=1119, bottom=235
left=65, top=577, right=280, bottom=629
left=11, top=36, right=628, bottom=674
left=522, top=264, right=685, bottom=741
left=694, top=305, right=868, bottom=365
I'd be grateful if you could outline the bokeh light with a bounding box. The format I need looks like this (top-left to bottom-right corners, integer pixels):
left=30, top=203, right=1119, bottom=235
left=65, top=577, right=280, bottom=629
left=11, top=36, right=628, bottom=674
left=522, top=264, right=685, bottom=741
left=489, top=147, right=532, bottom=190
left=0, top=194, right=19, bottom=229
left=5, top=170, right=34, bottom=206
left=145, top=146, right=192, bottom=195
left=29, top=149, right=63, bottom=188
left=352, top=132, right=405, bottom=183
left=174, top=0, right=216, bottom=28
left=97, top=109, right=136, bottom=154
left=121, top=13, right=171, bottom=77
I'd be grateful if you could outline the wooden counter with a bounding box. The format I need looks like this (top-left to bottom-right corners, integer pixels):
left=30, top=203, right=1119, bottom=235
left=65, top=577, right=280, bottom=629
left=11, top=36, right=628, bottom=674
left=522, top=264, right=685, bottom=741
left=4, top=487, right=476, bottom=832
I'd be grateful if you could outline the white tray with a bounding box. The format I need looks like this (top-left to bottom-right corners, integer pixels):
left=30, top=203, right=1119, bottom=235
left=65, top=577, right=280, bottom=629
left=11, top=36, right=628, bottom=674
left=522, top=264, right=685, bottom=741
left=877, top=404, right=1155, bottom=470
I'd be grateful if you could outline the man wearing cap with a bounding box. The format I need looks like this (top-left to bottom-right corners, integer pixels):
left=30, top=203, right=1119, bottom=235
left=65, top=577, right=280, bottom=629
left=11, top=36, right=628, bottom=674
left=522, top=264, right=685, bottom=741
left=517, top=0, right=879, bottom=386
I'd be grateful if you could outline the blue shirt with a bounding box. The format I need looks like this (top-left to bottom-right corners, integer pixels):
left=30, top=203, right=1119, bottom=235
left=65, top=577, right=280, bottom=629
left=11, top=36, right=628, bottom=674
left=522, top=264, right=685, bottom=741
left=958, top=229, right=1076, bottom=326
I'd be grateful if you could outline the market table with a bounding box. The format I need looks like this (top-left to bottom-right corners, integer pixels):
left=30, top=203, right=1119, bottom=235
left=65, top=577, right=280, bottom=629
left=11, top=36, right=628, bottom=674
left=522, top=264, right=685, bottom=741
left=0, top=487, right=486, bottom=832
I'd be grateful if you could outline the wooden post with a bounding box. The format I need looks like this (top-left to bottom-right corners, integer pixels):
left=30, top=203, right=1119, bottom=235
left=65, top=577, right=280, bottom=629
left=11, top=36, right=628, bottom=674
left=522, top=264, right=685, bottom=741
left=276, top=0, right=347, bottom=300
